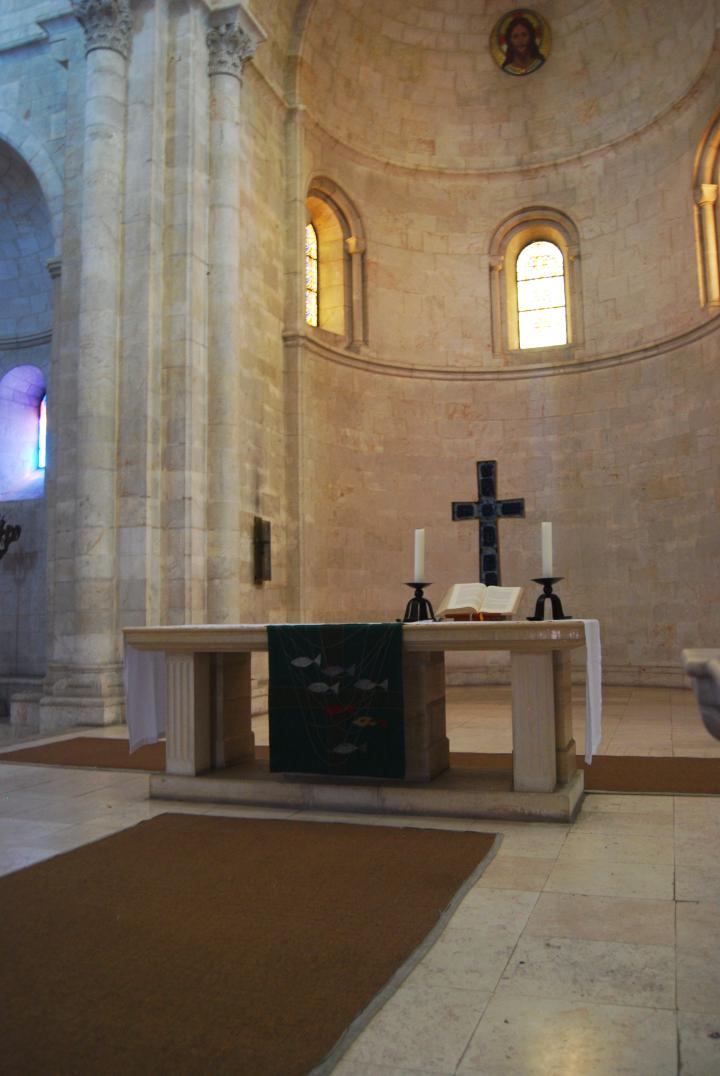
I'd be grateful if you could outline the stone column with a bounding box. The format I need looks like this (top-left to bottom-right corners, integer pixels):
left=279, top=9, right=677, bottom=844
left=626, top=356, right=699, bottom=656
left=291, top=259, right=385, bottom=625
left=41, top=0, right=131, bottom=728
left=345, top=234, right=366, bottom=350
left=206, top=7, right=264, bottom=622
left=43, top=258, right=62, bottom=662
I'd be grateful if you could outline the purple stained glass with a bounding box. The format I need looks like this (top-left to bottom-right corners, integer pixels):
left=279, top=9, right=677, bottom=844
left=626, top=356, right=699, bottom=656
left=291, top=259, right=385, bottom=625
left=38, top=394, right=46, bottom=469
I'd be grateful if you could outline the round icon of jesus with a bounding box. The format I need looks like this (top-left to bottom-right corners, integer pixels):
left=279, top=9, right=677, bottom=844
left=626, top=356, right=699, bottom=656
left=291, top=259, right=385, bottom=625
left=490, top=9, right=551, bottom=76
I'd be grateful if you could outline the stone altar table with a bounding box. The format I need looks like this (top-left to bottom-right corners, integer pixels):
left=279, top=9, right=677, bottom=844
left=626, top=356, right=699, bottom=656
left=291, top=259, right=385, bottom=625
left=124, top=620, right=591, bottom=822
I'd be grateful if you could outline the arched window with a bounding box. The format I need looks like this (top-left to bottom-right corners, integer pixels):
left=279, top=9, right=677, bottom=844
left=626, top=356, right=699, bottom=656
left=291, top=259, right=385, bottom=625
left=692, top=106, right=720, bottom=308
left=305, top=178, right=367, bottom=349
left=38, top=394, right=47, bottom=470
left=305, top=223, right=319, bottom=327
left=516, top=241, right=567, bottom=349
left=489, top=207, right=584, bottom=363
left=0, top=365, right=47, bottom=500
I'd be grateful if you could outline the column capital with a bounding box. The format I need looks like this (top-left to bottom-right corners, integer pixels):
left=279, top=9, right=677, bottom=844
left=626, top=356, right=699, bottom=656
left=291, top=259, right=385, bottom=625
left=695, top=183, right=718, bottom=208
left=73, top=0, right=132, bottom=58
left=207, top=4, right=266, bottom=81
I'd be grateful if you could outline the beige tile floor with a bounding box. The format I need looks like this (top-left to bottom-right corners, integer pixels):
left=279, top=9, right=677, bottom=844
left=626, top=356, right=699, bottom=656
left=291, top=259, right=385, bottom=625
left=0, top=685, right=719, bottom=1075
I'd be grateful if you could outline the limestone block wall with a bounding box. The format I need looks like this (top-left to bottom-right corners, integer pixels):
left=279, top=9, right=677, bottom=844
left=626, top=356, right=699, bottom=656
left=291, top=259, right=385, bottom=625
left=295, top=327, right=720, bottom=684
left=250, top=0, right=297, bottom=94
left=229, top=61, right=290, bottom=626
left=108, top=1, right=292, bottom=639
left=0, top=1, right=294, bottom=726
left=0, top=43, right=62, bottom=679
left=0, top=2, right=71, bottom=246
left=0, top=143, right=54, bottom=340
left=37, top=1, right=292, bottom=638
left=2, top=0, right=718, bottom=712
left=0, top=498, right=46, bottom=679
left=286, top=0, right=720, bottom=684
left=0, top=6, right=85, bottom=705
left=298, top=0, right=714, bottom=173
left=302, top=52, right=717, bottom=369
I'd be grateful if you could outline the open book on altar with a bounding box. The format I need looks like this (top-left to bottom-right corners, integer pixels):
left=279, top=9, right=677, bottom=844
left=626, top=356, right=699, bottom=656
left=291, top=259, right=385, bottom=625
left=436, top=582, right=523, bottom=621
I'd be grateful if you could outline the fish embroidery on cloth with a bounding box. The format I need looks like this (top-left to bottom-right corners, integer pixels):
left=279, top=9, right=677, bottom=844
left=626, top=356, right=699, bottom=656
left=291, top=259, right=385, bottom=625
left=269, top=623, right=403, bottom=778
left=291, top=655, right=321, bottom=668
left=308, top=682, right=340, bottom=694
left=321, top=664, right=356, bottom=678
left=332, top=742, right=368, bottom=755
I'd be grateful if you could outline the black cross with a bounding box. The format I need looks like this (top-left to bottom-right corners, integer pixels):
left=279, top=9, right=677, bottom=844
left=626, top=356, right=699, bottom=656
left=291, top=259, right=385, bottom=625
left=451, top=461, right=525, bottom=585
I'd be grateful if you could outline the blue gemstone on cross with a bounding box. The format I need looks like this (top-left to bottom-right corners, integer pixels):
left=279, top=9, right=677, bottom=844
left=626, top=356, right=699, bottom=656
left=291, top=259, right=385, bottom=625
left=451, top=461, right=525, bottom=585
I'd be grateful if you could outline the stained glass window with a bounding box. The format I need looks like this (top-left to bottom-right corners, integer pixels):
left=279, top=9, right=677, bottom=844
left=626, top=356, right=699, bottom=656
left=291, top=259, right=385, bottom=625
left=38, top=393, right=47, bottom=469
left=516, top=240, right=567, bottom=349
left=305, top=223, right=318, bottom=327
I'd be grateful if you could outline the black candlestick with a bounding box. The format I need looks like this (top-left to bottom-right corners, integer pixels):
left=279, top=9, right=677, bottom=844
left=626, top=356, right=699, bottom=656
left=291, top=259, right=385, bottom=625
left=403, top=582, right=436, bottom=623
left=527, top=577, right=572, bottom=621
left=0, top=517, right=21, bottom=561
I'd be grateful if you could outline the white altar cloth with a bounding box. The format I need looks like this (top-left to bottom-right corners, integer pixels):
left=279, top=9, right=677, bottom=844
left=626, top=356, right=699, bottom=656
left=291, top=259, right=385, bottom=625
left=582, top=619, right=602, bottom=763
left=124, top=644, right=166, bottom=752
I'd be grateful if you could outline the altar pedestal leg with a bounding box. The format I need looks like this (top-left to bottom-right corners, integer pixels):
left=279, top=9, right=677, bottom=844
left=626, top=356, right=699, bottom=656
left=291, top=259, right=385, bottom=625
left=402, top=651, right=450, bottom=780
left=511, top=651, right=557, bottom=792
left=553, top=650, right=577, bottom=784
left=212, top=653, right=255, bottom=767
left=165, top=653, right=211, bottom=776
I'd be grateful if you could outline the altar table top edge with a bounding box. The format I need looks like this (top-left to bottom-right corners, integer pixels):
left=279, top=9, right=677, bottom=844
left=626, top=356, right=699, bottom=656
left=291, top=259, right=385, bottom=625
left=123, top=620, right=588, bottom=654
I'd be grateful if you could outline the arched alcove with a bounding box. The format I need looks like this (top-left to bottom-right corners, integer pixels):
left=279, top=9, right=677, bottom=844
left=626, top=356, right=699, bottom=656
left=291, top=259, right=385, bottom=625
left=0, top=140, right=54, bottom=346
left=693, top=105, right=720, bottom=308
left=296, top=0, right=715, bottom=172
left=306, top=177, right=367, bottom=349
left=489, top=206, right=584, bottom=364
left=0, top=365, right=47, bottom=500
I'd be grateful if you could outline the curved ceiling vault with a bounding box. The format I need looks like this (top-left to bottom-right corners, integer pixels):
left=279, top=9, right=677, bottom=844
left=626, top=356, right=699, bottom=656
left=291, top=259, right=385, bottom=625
left=295, top=0, right=717, bottom=172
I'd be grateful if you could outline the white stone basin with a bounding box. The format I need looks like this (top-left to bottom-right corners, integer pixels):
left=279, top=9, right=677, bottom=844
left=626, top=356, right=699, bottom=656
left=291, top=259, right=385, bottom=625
left=683, top=649, right=720, bottom=741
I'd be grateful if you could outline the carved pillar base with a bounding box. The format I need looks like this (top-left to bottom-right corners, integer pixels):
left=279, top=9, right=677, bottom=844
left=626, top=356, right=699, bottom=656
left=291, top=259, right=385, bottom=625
left=39, top=662, right=125, bottom=730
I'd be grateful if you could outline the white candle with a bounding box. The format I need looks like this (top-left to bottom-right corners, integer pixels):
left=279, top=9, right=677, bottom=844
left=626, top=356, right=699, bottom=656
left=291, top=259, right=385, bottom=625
left=414, top=528, right=426, bottom=581
left=541, top=522, right=553, bottom=577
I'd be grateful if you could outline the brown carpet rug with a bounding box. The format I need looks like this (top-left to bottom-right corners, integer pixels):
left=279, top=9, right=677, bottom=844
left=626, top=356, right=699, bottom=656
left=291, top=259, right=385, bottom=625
left=0, top=736, right=167, bottom=771
left=0, top=812, right=497, bottom=1076
left=451, top=752, right=720, bottom=795
left=1, top=737, right=718, bottom=794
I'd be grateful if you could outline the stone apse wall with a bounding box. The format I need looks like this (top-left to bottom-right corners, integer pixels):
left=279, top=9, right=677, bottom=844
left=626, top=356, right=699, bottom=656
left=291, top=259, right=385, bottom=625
left=0, top=127, right=57, bottom=702
left=288, top=0, right=720, bottom=684
left=2, top=0, right=720, bottom=730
